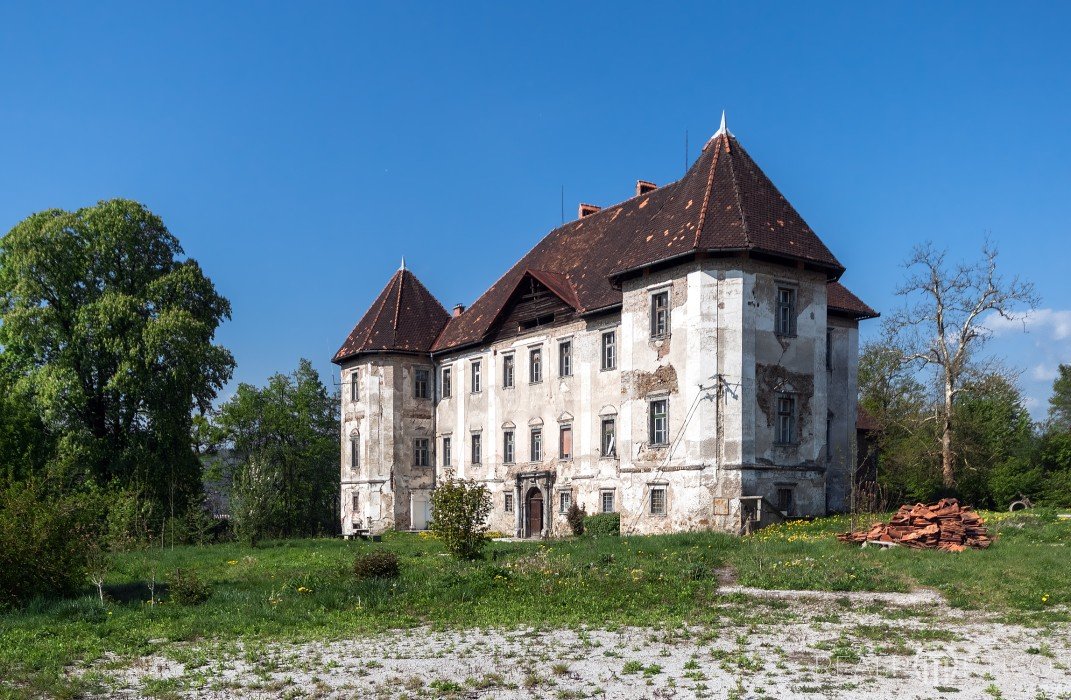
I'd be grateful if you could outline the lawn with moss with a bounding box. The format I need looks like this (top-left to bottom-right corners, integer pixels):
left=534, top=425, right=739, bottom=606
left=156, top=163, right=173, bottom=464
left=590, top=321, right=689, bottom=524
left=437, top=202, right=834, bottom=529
left=1, top=509, right=1068, bottom=698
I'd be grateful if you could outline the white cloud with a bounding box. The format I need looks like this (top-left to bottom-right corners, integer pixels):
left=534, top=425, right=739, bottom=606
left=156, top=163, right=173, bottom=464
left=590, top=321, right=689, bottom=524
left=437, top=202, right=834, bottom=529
left=1031, top=363, right=1058, bottom=382
left=985, top=308, right=1071, bottom=341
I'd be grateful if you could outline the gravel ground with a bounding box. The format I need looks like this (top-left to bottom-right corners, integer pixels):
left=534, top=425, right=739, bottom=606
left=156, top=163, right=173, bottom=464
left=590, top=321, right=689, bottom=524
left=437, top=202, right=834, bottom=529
left=87, top=593, right=1071, bottom=699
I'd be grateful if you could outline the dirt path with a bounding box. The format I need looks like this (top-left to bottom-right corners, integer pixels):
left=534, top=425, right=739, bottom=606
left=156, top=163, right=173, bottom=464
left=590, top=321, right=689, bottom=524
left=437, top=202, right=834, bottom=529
left=91, top=596, right=1070, bottom=699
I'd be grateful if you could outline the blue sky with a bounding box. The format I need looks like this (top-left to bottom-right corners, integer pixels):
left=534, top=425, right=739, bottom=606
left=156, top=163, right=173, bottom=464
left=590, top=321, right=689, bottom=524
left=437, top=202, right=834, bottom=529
left=1, top=2, right=1069, bottom=417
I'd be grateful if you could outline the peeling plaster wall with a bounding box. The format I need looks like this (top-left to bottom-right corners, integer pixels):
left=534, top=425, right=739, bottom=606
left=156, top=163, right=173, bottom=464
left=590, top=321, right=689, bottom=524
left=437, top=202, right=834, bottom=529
left=825, top=316, right=860, bottom=512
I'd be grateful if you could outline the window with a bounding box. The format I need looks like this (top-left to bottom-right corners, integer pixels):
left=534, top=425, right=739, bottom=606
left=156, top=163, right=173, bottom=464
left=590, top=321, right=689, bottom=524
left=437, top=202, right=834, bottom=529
left=777, top=487, right=794, bottom=514
left=529, top=348, right=542, bottom=384
left=601, top=490, right=615, bottom=513
left=502, top=354, right=515, bottom=388
left=442, top=437, right=451, bottom=467
left=826, top=412, right=834, bottom=463
left=350, top=372, right=359, bottom=402
left=503, top=430, right=515, bottom=464
left=649, top=399, right=669, bottom=445
left=559, top=424, right=572, bottom=460
left=776, top=287, right=797, bottom=336
left=471, top=433, right=482, bottom=464
left=776, top=395, right=796, bottom=445
left=471, top=360, right=482, bottom=393
left=826, top=327, right=834, bottom=371
left=601, top=418, right=617, bottom=457
left=414, top=368, right=430, bottom=399
left=349, top=436, right=360, bottom=469
left=650, top=290, right=670, bottom=338
left=352, top=492, right=359, bottom=511
left=601, top=331, right=616, bottom=370
left=559, top=491, right=572, bottom=513
left=504, top=493, right=514, bottom=512
left=559, top=340, right=572, bottom=377
left=441, top=367, right=452, bottom=398
left=414, top=438, right=430, bottom=467
left=650, top=487, right=667, bottom=516
left=530, top=428, right=542, bottom=462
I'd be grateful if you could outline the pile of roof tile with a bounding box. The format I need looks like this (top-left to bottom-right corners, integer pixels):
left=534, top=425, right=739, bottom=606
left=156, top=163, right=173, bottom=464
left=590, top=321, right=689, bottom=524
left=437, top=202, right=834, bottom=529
left=837, top=498, right=993, bottom=552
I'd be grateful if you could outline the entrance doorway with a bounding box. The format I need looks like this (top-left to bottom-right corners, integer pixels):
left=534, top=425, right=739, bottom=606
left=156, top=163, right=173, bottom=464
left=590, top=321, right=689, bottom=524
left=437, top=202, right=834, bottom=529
left=525, top=487, right=544, bottom=538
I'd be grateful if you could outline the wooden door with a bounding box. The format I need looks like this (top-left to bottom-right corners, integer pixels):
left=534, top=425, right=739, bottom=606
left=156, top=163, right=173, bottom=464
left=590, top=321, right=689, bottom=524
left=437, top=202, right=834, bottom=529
left=526, top=487, right=543, bottom=538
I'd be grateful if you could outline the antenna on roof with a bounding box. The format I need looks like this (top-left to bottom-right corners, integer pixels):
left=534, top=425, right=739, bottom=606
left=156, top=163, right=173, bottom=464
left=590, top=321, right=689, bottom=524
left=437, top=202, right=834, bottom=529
left=684, top=129, right=689, bottom=174
left=560, top=185, right=564, bottom=225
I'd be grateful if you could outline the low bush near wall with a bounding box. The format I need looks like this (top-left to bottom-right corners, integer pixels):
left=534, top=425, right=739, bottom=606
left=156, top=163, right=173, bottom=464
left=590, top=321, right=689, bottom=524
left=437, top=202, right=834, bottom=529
left=353, top=550, right=400, bottom=581
left=584, top=513, right=620, bottom=537
left=566, top=503, right=586, bottom=536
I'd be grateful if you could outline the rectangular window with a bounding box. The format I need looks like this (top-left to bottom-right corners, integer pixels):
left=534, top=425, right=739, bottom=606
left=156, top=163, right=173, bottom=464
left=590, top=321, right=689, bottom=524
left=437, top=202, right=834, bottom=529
left=649, top=399, right=669, bottom=445
left=777, top=487, right=794, bottom=514
left=530, top=428, right=542, bottom=462
left=601, top=418, right=617, bottom=457
left=650, top=487, right=667, bottom=516
left=601, top=331, right=617, bottom=370
left=776, top=395, right=796, bottom=445
left=601, top=490, right=615, bottom=513
left=350, top=372, right=359, bottom=402
left=558, top=340, right=572, bottom=377
left=776, top=287, right=797, bottom=336
left=414, top=368, right=430, bottom=399
left=442, top=437, right=451, bottom=467
left=504, top=493, right=514, bottom=513
left=502, top=354, right=515, bottom=388
left=826, top=327, right=834, bottom=371
left=559, top=424, right=572, bottom=460
left=471, top=433, right=482, bottom=464
left=441, top=367, right=452, bottom=398
left=650, top=290, right=670, bottom=338
left=471, top=360, right=482, bottom=393
left=352, top=492, right=359, bottom=511
left=559, top=491, right=572, bottom=513
left=503, top=430, right=515, bottom=464
left=350, top=436, right=360, bottom=469
left=826, top=413, right=833, bottom=463
left=414, top=438, right=429, bottom=467
left=529, top=348, right=542, bottom=384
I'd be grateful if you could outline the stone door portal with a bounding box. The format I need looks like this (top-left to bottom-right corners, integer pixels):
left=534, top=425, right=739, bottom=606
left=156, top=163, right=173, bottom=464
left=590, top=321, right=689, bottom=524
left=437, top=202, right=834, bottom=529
left=525, top=487, right=543, bottom=538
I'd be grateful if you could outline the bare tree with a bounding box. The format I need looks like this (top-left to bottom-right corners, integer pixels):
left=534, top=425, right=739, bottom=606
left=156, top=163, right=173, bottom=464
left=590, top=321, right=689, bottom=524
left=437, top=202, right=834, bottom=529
left=885, top=241, right=1038, bottom=489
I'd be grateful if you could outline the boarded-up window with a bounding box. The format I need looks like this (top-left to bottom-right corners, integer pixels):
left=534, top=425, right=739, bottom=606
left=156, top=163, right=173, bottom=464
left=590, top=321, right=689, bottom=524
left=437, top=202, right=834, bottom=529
left=559, top=425, right=572, bottom=459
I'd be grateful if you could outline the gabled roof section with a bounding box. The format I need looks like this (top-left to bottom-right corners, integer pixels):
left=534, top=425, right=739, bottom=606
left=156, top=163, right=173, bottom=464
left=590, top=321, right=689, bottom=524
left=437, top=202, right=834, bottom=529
left=433, top=124, right=847, bottom=353
left=828, top=281, right=879, bottom=320
left=333, top=268, right=449, bottom=364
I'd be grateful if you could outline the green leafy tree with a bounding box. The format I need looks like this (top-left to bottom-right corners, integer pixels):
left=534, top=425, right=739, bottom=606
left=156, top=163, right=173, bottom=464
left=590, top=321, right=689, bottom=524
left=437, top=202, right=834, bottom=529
left=1049, top=364, right=1071, bottom=430
left=214, top=359, right=339, bottom=543
left=429, top=476, right=492, bottom=559
left=0, top=199, right=234, bottom=512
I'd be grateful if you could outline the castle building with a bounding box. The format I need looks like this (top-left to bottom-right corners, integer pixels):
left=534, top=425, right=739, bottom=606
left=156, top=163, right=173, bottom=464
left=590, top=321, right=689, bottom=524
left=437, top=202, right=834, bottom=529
left=332, top=117, right=877, bottom=538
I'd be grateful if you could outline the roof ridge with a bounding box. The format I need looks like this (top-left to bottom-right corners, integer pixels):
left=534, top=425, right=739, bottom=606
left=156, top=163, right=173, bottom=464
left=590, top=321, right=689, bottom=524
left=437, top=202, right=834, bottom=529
left=362, top=271, right=400, bottom=350
left=693, top=133, right=723, bottom=249
left=393, top=270, right=404, bottom=332
left=724, top=135, right=752, bottom=249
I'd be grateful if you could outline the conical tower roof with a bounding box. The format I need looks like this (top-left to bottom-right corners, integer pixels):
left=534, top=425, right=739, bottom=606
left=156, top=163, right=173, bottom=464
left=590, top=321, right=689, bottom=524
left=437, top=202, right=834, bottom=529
left=333, top=267, right=449, bottom=363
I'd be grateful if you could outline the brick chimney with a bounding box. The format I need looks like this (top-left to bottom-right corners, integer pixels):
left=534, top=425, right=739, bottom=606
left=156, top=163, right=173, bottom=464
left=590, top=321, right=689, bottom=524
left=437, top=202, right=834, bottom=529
left=452, top=304, right=465, bottom=317
left=636, top=180, right=657, bottom=196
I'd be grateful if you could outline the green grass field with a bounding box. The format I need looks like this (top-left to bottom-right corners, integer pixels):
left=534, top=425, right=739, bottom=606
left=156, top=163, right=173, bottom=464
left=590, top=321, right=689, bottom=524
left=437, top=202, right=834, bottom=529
left=2, top=509, right=1068, bottom=698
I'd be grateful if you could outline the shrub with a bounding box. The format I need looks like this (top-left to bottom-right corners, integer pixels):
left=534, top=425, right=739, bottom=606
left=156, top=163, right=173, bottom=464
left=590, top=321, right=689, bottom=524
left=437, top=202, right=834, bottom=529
left=566, top=503, right=586, bottom=536
left=584, top=512, right=620, bottom=537
left=353, top=550, right=400, bottom=581
left=429, top=477, right=492, bottom=559
left=168, top=568, right=211, bottom=605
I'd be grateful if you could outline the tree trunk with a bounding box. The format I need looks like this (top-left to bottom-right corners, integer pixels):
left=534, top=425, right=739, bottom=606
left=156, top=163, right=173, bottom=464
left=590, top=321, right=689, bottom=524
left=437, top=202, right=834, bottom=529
left=942, top=379, right=955, bottom=488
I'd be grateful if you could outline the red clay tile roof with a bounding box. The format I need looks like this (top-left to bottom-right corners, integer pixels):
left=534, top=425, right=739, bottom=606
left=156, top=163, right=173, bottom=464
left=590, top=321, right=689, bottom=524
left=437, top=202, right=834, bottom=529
left=828, top=281, right=879, bottom=320
left=432, top=130, right=846, bottom=352
left=857, top=405, right=881, bottom=432
left=332, top=268, right=449, bottom=363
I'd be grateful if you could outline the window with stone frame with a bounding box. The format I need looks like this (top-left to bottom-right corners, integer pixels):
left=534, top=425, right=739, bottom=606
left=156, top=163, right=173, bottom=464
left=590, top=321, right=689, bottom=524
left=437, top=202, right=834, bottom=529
left=777, top=486, right=795, bottom=514
left=649, top=399, right=669, bottom=445
left=776, top=287, right=797, bottom=336
left=502, top=354, right=515, bottom=388
left=414, top=368, right=430, bottom=399
left=504, top=493, right=514, bottom=512
left=650, top=486, right=667, bottom=516
left=601, top=331, right=616, bottom=370
left=559, top=490, right=572, bottom=513
left=529, top=348, right=542, bottom=384
left=559, top=340, right=572, bottom=377
left=349, top=435, right=360, bottom=469
left=503, top=430, right=515, bottom=464
left=601, top=418, right=617, bottom=457
left=776, top=394, right=797, bottom=445
left=471, top=433, right=482, bottom=464
left=414, top=438, right=430, bottom=467
left=650, top=290, right=670, bottom=338
left=530, top=428, right=542, bottom=462
left=441, top=436, right=451, bottom=467
left=600, top=489, right=615, bottom=513
left=441, top=367, right=452, bottom=398
left=471, top=360, right=482, bottom=393
left=350, top=371, right=359, bottom=402
left=559, top=424, right=572, bottom=459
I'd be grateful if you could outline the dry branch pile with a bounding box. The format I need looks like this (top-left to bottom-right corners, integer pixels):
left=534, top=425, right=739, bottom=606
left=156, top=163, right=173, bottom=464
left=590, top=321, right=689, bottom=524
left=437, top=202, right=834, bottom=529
left=837, top=498, right=992, bottom=552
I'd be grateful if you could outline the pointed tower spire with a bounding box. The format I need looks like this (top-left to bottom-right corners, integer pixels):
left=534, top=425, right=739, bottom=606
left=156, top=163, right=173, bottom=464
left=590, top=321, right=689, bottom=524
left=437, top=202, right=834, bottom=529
left=400, top=256, right=406, bottom=271
left=714, top=110, right=729, bottom=138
